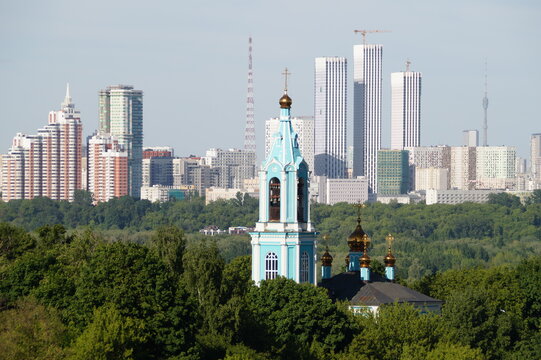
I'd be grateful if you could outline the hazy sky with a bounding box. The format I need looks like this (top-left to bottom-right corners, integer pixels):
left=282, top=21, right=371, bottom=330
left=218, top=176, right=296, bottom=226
left=1, top=0, right=540, bottom=160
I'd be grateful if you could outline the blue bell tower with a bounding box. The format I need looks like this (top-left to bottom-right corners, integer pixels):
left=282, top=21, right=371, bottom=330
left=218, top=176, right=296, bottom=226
left=251, top=70, right=317, bottom=285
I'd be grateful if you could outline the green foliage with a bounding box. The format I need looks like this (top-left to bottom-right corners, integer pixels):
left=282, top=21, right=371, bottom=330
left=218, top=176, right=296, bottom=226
left=248, top=277, right=356, bottom=358
left=0, top=297, right=66, bottom=360
left=68, top=303, right=146, bottom=360
left=149, top=225, right=186, bottom=275
left=487, top=192, right=522, bottom=208
left=0, top=222, right=35, bottom=260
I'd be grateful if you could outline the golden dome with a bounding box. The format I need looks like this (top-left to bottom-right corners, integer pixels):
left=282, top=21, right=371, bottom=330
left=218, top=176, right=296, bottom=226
left=347, top=217, right=367, bottom=252
left=279, top=93, right=292, bottom=109
left=384, top=247, right=396, bottom=267
left=321, top=247, right=333, bottom=266
left=360, top=251, right=371, bottom=268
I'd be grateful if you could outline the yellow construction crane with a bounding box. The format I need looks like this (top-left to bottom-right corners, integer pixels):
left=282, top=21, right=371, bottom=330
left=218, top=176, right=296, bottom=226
left=353, top=29, right=391, bottom=45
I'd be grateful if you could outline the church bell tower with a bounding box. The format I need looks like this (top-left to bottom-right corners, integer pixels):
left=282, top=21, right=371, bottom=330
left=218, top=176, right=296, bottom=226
left=250, top=69, right=317, bottom=285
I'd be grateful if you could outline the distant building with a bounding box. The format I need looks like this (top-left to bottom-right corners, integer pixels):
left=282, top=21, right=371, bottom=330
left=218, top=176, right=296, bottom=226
left=377, top=150, right=409, bottom=196
left=143, top=146, right=174, bottom=159
left=314, top=57, right=347, bottom=179
left=391, top=70, right=422, bottom=150
left=87, top=134, right=128, bottom=203
left=266, top=116, right=314, bottom=174
left=1, top=85, right=82, bottom=202
left=415, top=168, right=449, bottom=191
left=203, top=148, right=256, bottom=189
left=173, top=157, right=218, bottom=195
left=531, top=134, right=541, bottom=183
left=142, top=157, right=173, bottom=187
left=475, top=146, right=515, bottom=189
left=140, top=185, right=191, bottom=202
left=314, top=176, right=368, bottom=205
left=449, top=147, right=476, bottom=190
left=463, top=130, right=479, bottom=147
left=98, top=85, right=143, bottom=198
left=426, top=189, right=502, bottom=205
left=353, top=43, right=383, bottom=193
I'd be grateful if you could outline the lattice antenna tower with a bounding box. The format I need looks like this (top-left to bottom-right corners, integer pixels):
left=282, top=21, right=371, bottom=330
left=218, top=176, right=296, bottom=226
left=244, top=36, right=256, bottom=155
left=482, top=60, right=489, bottom=147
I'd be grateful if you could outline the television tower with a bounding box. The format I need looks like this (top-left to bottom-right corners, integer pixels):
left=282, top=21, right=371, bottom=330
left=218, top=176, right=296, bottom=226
left=244, top=37, right=256, bottom=154
left=482, top=61, right=489, bottom=146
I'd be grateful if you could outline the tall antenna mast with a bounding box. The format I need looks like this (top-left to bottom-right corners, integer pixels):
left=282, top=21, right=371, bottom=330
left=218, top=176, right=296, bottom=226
left=244, top=37, right=256, bottom=154
left=482, top=60, right=489, bottom=147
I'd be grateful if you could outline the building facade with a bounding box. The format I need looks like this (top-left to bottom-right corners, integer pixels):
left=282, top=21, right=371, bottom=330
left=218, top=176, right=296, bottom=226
left=377, top=150, right=409, bottom=196
left=415, top=167, right=449, bottom=191
left=391, top=71, right=422, bottom=150
left=1, top=85, right=82, bottom=202
left=314, top=57, right=347, bottom=179
left=353, top=44, right=383, bottom=193
left=87, top=134, right=129, bottom=203
left=266, top=116, right=314, bottom=175
left=251, top=89, right=317, bottom=285
left=98, top=85, right=143, bottom=198
left=313, top=176, right=369, bottom=205
left=203, top=148, right=256, bottom=189
left=463, top=130, right=479, bottom=147
left=531, top=134, right=541, bottom=183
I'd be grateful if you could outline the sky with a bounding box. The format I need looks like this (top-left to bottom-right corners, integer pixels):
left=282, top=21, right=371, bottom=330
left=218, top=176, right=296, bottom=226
left=1, top=0, right=540, bottom=161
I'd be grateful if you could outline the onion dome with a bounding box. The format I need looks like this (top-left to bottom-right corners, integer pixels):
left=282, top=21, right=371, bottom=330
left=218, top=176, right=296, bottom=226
left=347, top=217, right=366, bottom=252
left=384, top=246, right=396, bottom=267
left=360, top=251, right=371, bottom=268
left=279, top=93, right=292, bottom=109
left=321, top=247, right=333, bottom=266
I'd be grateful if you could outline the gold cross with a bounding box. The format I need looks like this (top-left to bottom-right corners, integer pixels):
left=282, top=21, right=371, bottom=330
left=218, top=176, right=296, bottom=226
left=386, top=233, right=395, bottom=249
left=353, top=202, right=366, bottom=219
left=282, top=67, right=291, bottom=91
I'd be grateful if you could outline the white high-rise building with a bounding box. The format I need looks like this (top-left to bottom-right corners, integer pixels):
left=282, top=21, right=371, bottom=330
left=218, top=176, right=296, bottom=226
left=463, top=130, right=479, bottom=147
left=353, top=44, right=383, bottom=193
left=1, top=85, right=82, bottom=202
left=531, top=133, right=541, bottom=182
left=265, top=116, right=314, bottom=174
left=391, top=70, right=422, bottom=150
left=314, top=57, right=347, bottom=179
left=203, top=148, right=256, bottom=189
left=98, top=85, right=143, bottom=198
left=450, top=146, right=476, bottom=190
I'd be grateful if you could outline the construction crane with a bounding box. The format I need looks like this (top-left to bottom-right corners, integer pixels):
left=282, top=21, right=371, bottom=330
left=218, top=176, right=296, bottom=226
left=353, top=29, right=391, bottom=45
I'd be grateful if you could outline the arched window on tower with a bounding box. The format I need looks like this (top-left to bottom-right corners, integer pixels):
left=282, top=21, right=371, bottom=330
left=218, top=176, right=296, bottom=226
left=297, top=178, right=305, bottom=222
left=265, top=252, right=278, bottom=280
left=269, top=177, right=280, bottom=222
left=300, top=251, right=309, bottom=283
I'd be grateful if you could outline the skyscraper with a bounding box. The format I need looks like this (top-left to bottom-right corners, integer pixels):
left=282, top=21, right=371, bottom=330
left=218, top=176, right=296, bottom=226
left=98, top=85, right=143, bottom=198
left=377, top=149, right=409, bottom=195
left=314, top=57, right=347, bottom=178
left=1, top=85, right=82, bottom=202
left=531, top=133, right=541, bottom=183
left=463, top=130, right=479, bottom=147
left=391, top=67, right=422, bottom=150
left=353, top=44, right=383, bottom=193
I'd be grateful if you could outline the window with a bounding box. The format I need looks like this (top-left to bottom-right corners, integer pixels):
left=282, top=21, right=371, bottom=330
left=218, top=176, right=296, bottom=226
left=265, top=252, right=278, bottom=280
left=269, top=177, right=280, bottom=221
left=300, top=252, right=309, bottom=283
left=297, top=178, right=305, bottom=222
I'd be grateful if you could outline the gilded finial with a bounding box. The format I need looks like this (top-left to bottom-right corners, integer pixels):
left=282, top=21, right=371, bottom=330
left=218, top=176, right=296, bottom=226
left=282, top=67, right=291, bottom=92
left=353, top=202, right=366, bottom=223
left=384, top=233, right=396, bottom=267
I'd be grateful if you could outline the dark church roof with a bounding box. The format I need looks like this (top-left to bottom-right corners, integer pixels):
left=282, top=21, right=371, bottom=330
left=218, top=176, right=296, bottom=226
left=319, top=272, right=442, bottom=307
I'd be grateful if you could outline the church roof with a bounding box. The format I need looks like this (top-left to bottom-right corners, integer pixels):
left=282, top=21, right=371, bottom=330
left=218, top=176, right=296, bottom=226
left=319, top=272, right=442, bottom=306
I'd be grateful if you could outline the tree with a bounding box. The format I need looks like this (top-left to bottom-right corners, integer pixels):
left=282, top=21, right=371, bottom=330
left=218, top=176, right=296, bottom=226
left=68, top=303, right=146, bottom=360
left=148, top=225, right=186, bottom=275
left=488, top=193, right=522, bottom=208
left=247, top=277, right=356, bottom=358
left=0, top=222, right=35, bottom=260
left=0, top=297, right=66, bottom=360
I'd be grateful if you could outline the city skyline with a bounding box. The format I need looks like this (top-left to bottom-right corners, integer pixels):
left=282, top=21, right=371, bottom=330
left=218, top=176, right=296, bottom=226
left=1, top=1, right=539, bottom=162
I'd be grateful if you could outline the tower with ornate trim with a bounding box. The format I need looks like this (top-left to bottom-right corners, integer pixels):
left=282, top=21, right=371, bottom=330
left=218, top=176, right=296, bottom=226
left=251, top=73, right=317, bottom=285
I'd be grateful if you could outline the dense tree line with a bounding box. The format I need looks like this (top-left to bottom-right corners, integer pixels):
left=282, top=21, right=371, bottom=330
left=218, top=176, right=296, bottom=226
left=0, top=190, right=540, bottom=281
left=1, top=224, right=540, bottom=359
